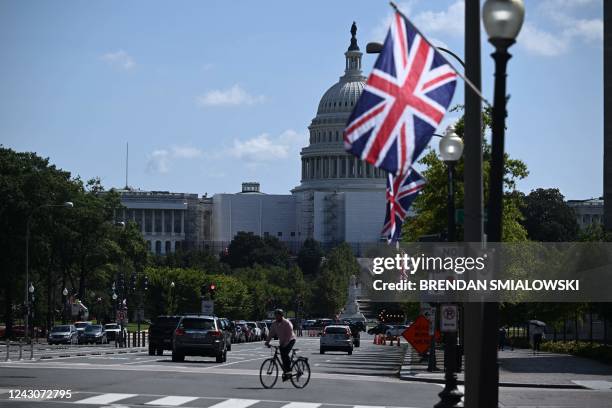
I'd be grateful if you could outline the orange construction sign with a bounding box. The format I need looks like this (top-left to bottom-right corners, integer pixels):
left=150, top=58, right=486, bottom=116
left=402, top=315, right=440, bottom=354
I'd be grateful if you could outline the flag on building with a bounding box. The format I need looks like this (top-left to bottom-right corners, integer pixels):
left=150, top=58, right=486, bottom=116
left=382, top=169, right=426, bottom=243
left=344, top=11, right=457, bottom=176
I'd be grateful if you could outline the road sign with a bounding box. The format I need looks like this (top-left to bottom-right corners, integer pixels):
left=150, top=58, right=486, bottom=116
left=441, top=304, right=458, bottom=332
left=402, top=315, right=441, bottom=354
left=201, top=300, right=214, bottom=315
left=115, top=310, right=127, bottom=323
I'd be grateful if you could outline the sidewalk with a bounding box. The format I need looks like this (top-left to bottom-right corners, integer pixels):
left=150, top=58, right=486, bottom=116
left=399, top=345, right=612, bottom=390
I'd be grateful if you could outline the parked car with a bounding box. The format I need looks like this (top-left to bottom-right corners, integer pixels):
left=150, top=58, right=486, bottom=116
left=257, top=321, right=269, bottom=339
left=148, top=315, right=181, bottom=356
left=48, top=325, right=78, bottom=345
left=246, top=322, right=261, bottom=341
left=385, top=325, right=408, bottom=337
left=367, top=323, right=390, bottom=336
left=320, top=325, right=353, bottom=355
left=103, top=323, right=120, bottom=341
left=82, top=325, right=107, bottom=344
left=74, top=321, right=93, bottom=344
left=172, top=315, right=228, bottom=363
left=233, top=324, right=246, bottom=343
left=217, top=317, right=233, bottom=351
left=234, top=321, right=253, bottom=342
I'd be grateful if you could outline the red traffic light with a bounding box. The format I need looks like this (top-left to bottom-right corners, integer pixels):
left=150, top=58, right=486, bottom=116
left=209, top=283, right=216, bottom=291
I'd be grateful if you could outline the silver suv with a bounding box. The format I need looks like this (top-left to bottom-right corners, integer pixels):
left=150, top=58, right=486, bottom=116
left=172, top=315, right=228, bottom=363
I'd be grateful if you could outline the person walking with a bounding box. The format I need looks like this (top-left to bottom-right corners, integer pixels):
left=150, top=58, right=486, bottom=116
left=265, top=309, right=296, bottom=381
left=532, top=326, right=544, bottom=355
left=498, top=327, right=507, bottom=351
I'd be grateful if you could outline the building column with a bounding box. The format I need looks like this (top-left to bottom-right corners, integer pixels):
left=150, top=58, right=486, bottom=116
left=181, top=211, right=185, bottom=235
left=141, top=210, right=145, bottom=234
left=161, top=210, right=165, bottom=234
left=151, top=210, right=155, bottom=234
left=171, top=210, right=175, bottom=235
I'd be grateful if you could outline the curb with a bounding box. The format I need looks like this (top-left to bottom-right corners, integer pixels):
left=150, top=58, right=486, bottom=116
left=399, top=366, right=587, bottom=390
left=25, top=347, right=146, bottom=361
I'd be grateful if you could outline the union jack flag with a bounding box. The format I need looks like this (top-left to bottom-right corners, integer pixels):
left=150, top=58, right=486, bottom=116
left=382, top=169, right=426, bottom=243
left=344, top=12, right=457, bottom=175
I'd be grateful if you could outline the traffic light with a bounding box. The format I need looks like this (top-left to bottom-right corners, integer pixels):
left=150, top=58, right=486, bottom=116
left=130, top=273, right=137, bottom=292
left=209, top=283, right=217, bottom=300
left=143, top=275, right=149, bottom=291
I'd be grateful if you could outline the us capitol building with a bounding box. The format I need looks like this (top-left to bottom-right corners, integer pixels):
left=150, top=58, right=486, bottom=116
left=115, top=23, right=386, bottom=255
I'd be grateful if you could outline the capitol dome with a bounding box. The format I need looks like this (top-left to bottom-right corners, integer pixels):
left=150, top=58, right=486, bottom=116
left=293, top=22, right=386, bottom=193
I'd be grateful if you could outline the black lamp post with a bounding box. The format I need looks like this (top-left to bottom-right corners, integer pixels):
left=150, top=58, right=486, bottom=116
left=62, top=288, right=68, bottom=324
left=435, top=128, right=464, bottom=408
left=480, top=0, right=525, bottom=406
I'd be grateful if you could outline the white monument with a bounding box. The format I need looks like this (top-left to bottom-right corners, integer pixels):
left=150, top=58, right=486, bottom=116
left=339, top=275, right=366, bottom=322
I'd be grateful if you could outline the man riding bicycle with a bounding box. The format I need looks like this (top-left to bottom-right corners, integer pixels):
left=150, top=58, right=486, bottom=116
left=265, top=309, right=296, bottom=381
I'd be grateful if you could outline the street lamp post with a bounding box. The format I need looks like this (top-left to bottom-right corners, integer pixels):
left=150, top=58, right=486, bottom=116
left=62, top=288, right=68, bottom=324
left=435, top=128, right=464, bottom=408
left=169, top=281, right=175, bottom=315
left=480, top=1, right=525, bottom=406
left=24, top=201, right=73, bottom=341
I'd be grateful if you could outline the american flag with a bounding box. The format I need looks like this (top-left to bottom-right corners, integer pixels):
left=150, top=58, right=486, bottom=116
left=382, top=169, right=425, bottom=243
left=344, top=11, right=457, bottom=176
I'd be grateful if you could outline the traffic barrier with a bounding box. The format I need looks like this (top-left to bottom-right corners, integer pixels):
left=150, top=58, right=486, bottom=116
left=5, top=341, right=10, bottom=361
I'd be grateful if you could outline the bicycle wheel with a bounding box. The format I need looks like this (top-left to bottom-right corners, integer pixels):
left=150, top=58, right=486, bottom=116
left=290, top=358, right=311, bottom=388
left=259, top=358, right=279, bottom=389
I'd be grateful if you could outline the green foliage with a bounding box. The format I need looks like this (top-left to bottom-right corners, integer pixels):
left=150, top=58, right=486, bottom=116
left=521, top=188, right=579, bottom=242
left=540, top=341, right=612, bottom=365
left=297, top=238, right=324, bottom=276
left=402, top=107, right=529, bottom=242
left=310, top=243, right=360, bottom=317
left=221, top=232, right=289, bottom=269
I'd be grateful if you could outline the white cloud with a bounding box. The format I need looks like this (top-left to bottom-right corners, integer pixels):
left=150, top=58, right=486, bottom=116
left=196, top=84, right=265, bottom=107
left=224, top=130, right=307, bottom=163
left=413, top=0, right=464, bottom=37
left=100, top=50, right=135, bottom=70
left=518, top=23, right=569, bottom=57
left=146, top=146, right=203, bottom=174
left=518, top=0, right=602, bottom=57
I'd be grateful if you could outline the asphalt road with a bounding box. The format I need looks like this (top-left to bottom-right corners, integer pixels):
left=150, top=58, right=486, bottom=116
left=0, top=335, right=610, bottom=407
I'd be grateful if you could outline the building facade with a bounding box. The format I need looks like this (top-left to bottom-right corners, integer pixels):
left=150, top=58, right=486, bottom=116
left=567, top=197, right=604, bottom=230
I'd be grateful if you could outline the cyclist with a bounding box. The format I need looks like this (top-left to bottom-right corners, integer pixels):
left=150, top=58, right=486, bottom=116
left=265, top=309, right=296, bottom=381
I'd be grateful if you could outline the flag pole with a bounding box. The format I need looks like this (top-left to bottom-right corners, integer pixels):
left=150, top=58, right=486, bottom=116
left=389, top=1, right=491, bottom=108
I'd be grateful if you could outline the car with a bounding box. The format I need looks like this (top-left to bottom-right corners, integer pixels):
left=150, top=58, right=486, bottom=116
left=246, top=322, right=262, bottom=341
left=257, top=321, right=269, bottom=339
left=82, top=325, right=108, bottom=344
left=172, top=315, right=228, bottom=363
left=217, top=318, right=233, bottom=351
left=320, top=325, right=353, bottom=355
left=385, top=325, right=408, bottom=338
left=104, top=323, right=120, bottom=341
left=148, top=315, right=181, bottom=356
left=74, top=321, right=93, bottom=344
left=367, top=323, right=390, bottom=336
left=48, top=325, right=78, bottom=345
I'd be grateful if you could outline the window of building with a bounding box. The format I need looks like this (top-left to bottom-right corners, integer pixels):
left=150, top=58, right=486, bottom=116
left=164, top=210, right=172, bottom=233
left=290, top=232, right=296, bottom=237
left=146, top=240, right=152, bottom=251
left=174, top=210, right=182, bottom=234
left=277, top=232, right=283, bottom=237
left=155, top=240, right=162, bottom=255
left=155, top=210, right=162, bottom=233
left=145, top=210, right=152, bottom=233
left=165, top=241, right=171, bottom=254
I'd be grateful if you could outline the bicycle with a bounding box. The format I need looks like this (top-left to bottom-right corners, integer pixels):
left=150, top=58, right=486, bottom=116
left=259, top=345, right=311, bottom=389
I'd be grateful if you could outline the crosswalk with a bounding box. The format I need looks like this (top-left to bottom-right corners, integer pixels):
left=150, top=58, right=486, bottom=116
left=0, top=390, right=417, bottom=408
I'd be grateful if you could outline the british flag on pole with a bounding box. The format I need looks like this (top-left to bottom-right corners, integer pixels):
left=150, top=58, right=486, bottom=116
left=344, top=11, right=457, bottom=176
left=382, top=169, right=426, bottom=243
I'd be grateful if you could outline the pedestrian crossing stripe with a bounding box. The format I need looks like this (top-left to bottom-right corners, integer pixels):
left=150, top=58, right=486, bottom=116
left=2, top=392, right=420, bottom=408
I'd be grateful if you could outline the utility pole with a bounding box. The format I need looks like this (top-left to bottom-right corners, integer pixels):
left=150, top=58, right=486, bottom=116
left=463, top=0, right=486, bottom=407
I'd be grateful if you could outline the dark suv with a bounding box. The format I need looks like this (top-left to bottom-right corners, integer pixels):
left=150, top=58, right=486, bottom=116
left=149, top=315, right=181, bottom=356
left=172, top=315, right=228, bottom=363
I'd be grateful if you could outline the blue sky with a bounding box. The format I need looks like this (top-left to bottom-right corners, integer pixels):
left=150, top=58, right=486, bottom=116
left=0, top=0, right=603, bottom=200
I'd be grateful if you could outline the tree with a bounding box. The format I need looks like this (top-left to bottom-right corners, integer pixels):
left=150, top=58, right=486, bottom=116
left=221, top=232, right=289, bottom=269
left=297, top=238, right=324, bottom=276
left=310, top=243, right=360, bottom=316
left=402, top=107, right=529, bottom=242
left=521, top=188, right=579, bottom=242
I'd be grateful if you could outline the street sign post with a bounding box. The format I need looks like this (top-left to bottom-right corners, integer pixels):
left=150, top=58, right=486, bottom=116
left=201, top=300, right=214, bottom=315
left=441, top=304, right=458, bottom=332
